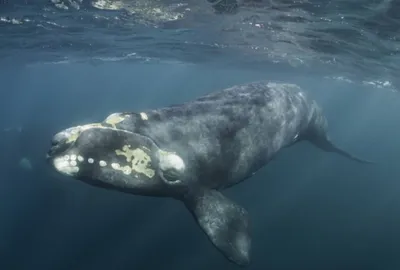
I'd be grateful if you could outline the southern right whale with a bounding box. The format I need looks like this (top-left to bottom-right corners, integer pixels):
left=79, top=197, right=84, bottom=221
left=46, top=81, right=373, bottom=267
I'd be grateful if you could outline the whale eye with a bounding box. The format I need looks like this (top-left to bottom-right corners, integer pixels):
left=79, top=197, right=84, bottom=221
left=161, top=168, right=181, bottom=182
left=158, top=150, right=185, bottom=183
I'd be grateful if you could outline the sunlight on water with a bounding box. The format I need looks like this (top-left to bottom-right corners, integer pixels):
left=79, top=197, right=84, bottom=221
left=0, top=0, right=399, bottom=91
left=93, top=0, right=185, bottom=21
left=0, top=16, right=23, bottom=24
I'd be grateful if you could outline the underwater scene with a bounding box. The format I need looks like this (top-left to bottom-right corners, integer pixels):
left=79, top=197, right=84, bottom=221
left=1, top=1, right=400, bottom=269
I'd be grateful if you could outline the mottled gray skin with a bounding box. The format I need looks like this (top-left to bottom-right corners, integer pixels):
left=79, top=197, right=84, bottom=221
left=47, top=81, right=371, bottom=267
left=114, top=81, right=368, bottom=188
left=119, top=82, right=317, bottom=191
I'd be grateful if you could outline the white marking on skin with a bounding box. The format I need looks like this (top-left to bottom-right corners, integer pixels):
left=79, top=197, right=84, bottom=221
left=122, top=166, right=132, bottom=175
left=111, top=163, right=120, bottom=169
left=105, top=113, right=125, bottom=128
left=140, top=112, right=148, bottom=120
left=99, top=160, right=107, bottom=167
left=294, top=133, right=299, bottom=140
left=57, top=122, right=143, bottom=147
left=159, top=151, right=185, bottom=172
left=88, top=158, right=94, bottom=164
left=53, top=157, right=79, bottom=176
left=114, top=145, right=155, bottom=178
left=70, top=154, right=77, bottom=161
left=70, top=160, right=77, bottom=166
left=63, top=155, right=70, bottom=161
left=77, top=155, right=84, bottom=162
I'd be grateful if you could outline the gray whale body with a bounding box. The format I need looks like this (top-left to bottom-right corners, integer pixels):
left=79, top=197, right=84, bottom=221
left=47, top=81, right=372, bottom=266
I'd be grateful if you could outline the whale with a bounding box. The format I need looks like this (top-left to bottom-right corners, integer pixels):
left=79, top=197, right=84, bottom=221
left=46, top=81, right=372, bottom=266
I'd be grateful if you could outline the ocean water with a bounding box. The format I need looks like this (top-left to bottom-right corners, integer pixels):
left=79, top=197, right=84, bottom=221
left=1, top=1, right=400, bottom=269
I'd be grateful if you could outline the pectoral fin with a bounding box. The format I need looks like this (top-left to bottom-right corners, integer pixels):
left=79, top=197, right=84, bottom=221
left=182, top=188, right=251, bottom=266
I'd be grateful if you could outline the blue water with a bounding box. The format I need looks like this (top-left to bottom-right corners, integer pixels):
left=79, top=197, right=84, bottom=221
left=1, top=0, right=400, bottom=88
left=1, top=1, right=400, bottom=269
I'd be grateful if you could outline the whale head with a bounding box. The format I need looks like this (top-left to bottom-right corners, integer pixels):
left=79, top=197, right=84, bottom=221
left=46, top=113, right=187, bottom=197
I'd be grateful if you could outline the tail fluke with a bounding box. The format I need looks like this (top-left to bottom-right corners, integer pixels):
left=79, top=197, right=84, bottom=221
left=311, top=137, right=375, bottom=164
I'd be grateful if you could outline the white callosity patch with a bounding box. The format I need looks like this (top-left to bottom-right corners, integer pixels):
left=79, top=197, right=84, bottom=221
left=53, top=156, right=79, bottom=176
left=57, top=123, right=105, bottom=145
left=104, top=113, right=126, bottom=128
left=53, top=153, right=88, bottom=176
left=63, top=126, right=83, bottom=143
left=111, top=163, right=120, bottom=169
left=158, top=151, right=185, bottom=173
left=140, top=112, right=148, bottom=120
left=114, top=146, right=155, bottom=178
left=99, top=160, right=107, bottom=167
left=52, top=153, right=103, bottom=176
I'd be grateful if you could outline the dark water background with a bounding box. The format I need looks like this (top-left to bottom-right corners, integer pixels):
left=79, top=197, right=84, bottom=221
left=1, top=0, right=400, bottom=269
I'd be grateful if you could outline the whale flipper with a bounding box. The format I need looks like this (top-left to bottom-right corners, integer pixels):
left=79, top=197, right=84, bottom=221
left=183, top=188, right=251, bottom=266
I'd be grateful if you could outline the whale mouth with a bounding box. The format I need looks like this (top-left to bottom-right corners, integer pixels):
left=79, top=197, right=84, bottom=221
left=46, top=126, right=82, bottom=161
left=47, top=140, right=69, bottom=160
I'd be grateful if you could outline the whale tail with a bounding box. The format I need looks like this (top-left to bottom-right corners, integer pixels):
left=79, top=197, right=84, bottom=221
left=308, top=134, right=374, bottom=164
left=305, top=106, right=374, bottom=164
